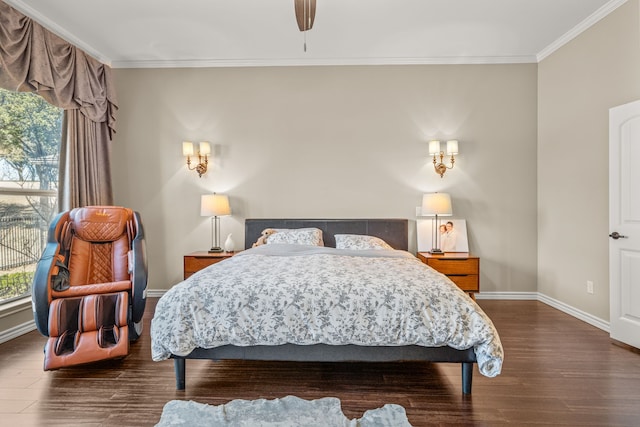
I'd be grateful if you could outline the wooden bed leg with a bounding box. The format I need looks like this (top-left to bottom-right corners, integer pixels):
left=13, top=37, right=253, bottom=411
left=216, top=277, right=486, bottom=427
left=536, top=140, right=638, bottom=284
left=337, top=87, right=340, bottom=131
left=174, top=358, right=186, bottom=390
left=461, top=362, right=473, bottom=394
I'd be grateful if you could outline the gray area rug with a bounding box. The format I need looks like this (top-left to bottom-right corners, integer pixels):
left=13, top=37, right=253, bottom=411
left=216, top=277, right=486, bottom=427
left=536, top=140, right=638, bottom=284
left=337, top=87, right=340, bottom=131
left=156, top=395, right=412, bottom=427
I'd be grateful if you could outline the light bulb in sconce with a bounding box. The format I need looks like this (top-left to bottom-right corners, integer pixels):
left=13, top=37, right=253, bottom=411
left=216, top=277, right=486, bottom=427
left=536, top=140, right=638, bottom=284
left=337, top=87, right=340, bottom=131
left=183, top=141, right=209, bottom=177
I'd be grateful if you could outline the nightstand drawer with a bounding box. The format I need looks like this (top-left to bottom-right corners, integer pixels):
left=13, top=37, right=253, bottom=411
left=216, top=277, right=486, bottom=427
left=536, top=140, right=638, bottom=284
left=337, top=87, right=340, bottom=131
left=417, top=252, right=480, bottom=299
left=425, top=258, right=478, bottom=275
left=184, top=257, right=223, bottom=274
left=446, top=274, right=479, bottom=292
left=184, top=252, right=236, bottom=279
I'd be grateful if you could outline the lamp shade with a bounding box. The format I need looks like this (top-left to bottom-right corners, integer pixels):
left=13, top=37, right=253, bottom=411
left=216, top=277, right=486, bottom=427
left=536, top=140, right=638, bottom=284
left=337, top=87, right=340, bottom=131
left=428, top=140, right=441, bottom=155
left=201, top=194, right=231, bottom=217
left=421, top=193, right=452, bottom=216
left=446, top=140, right=459, bottom=155
left=198, top=141, right=211, bottom=156
left=182, top=141, right=194, bottom=156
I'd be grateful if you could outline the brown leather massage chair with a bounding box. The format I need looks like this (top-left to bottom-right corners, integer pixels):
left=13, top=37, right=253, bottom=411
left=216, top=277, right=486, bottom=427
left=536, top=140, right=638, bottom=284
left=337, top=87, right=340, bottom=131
left=32, top=206, right=147, bottom=370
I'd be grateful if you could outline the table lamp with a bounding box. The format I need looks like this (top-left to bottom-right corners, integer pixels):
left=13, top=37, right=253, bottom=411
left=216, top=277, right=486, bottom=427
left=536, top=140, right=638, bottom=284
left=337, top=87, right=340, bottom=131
left=421, top=193, right=452, bottom=254
left=201, top=193, right=231, bottom=253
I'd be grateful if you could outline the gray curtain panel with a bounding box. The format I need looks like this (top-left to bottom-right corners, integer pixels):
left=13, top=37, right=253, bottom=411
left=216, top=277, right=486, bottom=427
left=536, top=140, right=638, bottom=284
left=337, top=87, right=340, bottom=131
left=0, top=1, right=117, bottom=210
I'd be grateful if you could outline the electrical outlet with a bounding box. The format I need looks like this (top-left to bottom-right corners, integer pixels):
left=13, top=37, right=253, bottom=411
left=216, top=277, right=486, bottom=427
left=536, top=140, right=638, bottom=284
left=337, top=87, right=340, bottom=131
left=587, top=280, right=594, bottom=294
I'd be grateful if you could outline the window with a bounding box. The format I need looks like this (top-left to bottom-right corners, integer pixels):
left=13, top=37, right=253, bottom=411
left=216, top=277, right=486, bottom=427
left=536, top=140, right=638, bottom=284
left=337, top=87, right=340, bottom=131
left=0, top=88, right=62, bottom=305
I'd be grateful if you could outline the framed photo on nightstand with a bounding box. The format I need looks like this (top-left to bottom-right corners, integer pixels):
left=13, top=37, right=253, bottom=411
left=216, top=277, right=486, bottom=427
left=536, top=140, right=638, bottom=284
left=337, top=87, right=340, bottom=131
left=417, top=219, right=469, bottom=252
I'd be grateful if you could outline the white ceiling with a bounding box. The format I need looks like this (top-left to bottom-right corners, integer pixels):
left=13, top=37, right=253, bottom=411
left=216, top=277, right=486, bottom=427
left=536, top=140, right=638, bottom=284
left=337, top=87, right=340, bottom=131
left=5, top=0, right=624, bottom=68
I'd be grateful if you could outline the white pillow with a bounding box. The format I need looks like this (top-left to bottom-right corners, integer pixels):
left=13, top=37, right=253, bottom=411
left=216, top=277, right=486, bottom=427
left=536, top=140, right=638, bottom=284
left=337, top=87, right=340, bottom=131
left=334, top=234, right=393, bottom=250
left=266, top=228, right=324, bottom=246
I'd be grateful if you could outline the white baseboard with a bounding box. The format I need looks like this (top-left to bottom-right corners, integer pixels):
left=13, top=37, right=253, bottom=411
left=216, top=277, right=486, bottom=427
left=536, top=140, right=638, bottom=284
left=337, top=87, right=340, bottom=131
left=0, top=319, right=36, bottom=344
left=475, top=291, right=538, bottom=300
left=536, top=292, right=610, bottom=332
left=476, top=291, right=610, bottom=332
left=146, top=289, right=167, bottom=298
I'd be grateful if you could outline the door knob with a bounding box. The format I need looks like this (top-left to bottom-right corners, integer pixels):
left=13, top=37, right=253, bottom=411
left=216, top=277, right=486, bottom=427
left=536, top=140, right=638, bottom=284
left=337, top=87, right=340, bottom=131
left=609, top=232, right=628, bottom=239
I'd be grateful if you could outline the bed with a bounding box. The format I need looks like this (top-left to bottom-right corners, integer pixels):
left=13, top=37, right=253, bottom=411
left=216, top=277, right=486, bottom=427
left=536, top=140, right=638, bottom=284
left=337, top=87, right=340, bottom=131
left=151, top=219, right=503, bottom=394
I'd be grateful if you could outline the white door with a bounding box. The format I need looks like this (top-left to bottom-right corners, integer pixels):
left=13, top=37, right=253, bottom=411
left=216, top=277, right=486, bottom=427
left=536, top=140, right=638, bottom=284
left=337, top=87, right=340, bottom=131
left=609, top=100, right=640, bottom=349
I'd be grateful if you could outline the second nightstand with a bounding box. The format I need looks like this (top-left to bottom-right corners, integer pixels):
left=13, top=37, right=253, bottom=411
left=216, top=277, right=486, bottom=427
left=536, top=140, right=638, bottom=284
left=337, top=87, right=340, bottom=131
left=417, top=252, right=480, bottom=299
left=183, top=251, right=236, bottom=279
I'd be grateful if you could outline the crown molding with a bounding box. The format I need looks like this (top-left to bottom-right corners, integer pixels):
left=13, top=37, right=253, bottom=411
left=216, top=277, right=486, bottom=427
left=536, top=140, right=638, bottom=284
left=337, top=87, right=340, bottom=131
left=537, top=0, right=628, bottom=62
left=4, top=0, right=112, bottom=66
left=111, top=55, right=537, bottom=69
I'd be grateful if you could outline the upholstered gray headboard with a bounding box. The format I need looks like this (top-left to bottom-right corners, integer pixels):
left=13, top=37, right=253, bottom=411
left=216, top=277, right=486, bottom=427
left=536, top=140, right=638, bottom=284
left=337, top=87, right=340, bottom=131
left=244, top=219, right=408, bottom=251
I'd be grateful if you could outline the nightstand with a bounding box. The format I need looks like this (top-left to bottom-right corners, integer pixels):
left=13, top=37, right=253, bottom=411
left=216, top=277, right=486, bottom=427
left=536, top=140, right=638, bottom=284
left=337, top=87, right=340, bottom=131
left=183, top=251, right=237, bottom=279
left=417, top=252, right=480, bottom=300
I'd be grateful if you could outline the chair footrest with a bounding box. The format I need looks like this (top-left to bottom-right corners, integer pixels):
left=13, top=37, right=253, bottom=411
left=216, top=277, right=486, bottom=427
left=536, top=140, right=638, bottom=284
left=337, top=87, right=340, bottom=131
left=44, top=328, right=129, bottom=370
left=44, top=292, right=130, bottom=370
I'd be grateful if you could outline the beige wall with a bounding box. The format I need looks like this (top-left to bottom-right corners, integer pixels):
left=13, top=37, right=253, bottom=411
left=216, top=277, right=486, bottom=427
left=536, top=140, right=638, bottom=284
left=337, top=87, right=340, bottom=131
left=110, top=64, right=538, bottom=293
left=538, top=0, right=640, bottom=320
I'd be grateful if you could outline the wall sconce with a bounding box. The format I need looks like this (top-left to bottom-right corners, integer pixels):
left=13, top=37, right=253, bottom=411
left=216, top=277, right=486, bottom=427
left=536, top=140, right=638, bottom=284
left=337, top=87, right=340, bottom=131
left=429, top=140, right=459, bottom=178
left=183, top=141, right=210, bottom=178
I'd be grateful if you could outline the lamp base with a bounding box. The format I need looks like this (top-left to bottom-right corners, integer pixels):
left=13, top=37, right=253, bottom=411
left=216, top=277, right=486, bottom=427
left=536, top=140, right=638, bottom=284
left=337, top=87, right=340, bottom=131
left=429, top=248, right=444, bottom=254
left=208, top=247, right=224, bottom=253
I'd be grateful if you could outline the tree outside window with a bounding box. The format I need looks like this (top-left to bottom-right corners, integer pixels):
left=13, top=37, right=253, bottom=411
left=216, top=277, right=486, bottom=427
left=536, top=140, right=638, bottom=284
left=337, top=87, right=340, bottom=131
left=0, top=88, right=62, bottom=304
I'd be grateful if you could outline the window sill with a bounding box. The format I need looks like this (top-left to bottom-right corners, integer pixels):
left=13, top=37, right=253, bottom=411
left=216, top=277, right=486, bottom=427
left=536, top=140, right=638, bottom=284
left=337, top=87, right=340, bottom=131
left=0, top=296, right=32, bottom=319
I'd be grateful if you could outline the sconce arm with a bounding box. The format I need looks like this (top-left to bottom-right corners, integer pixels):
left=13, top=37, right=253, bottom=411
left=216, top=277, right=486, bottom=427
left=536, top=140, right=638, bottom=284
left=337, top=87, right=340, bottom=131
left=432, top=152, right=456, bottom=178
left=186, top=153, right=209, bottom=178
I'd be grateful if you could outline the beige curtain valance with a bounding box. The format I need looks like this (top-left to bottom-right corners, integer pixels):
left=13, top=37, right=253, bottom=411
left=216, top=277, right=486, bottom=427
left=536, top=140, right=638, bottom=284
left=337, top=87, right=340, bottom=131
left=0, top=1, right=116, bottom=209
left=0, top=1, right=117, bottom=138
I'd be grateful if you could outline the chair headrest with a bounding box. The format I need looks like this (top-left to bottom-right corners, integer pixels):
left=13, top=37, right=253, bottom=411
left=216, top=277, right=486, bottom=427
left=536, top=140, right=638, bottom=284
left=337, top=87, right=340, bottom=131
left=69, top=206, right=133, bottom=243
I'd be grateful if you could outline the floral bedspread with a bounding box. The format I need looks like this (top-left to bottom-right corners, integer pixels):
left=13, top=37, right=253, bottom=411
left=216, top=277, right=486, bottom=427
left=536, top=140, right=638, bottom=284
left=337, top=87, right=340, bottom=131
left=150, top=245, right=503, bottom=377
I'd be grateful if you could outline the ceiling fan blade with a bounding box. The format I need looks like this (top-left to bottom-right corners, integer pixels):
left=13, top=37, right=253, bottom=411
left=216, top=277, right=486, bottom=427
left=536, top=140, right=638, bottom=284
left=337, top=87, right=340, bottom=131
left=294, top=0, right=316, bottom=32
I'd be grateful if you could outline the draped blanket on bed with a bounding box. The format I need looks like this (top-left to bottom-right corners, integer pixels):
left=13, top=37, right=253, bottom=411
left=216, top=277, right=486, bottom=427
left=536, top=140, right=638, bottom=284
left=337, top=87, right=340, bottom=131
left=150, top=245, right=503, bottom=377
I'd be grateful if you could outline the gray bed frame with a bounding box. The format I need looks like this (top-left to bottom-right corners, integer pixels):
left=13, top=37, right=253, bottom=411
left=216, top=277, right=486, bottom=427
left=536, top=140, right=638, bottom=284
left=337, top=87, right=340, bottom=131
left=172, top=219, right=477, bottom=394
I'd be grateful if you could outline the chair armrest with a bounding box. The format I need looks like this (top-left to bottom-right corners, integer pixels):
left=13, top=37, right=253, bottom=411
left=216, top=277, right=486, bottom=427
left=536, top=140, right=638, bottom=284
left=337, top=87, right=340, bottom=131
left=130, top=211, right=147, bottom=323
left=32, top=211, right=69, bottom=337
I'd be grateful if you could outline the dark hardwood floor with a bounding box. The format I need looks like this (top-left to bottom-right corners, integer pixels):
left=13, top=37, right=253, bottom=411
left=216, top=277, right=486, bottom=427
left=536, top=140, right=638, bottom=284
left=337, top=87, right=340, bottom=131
left=1, top=298, right=640, bottom=426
